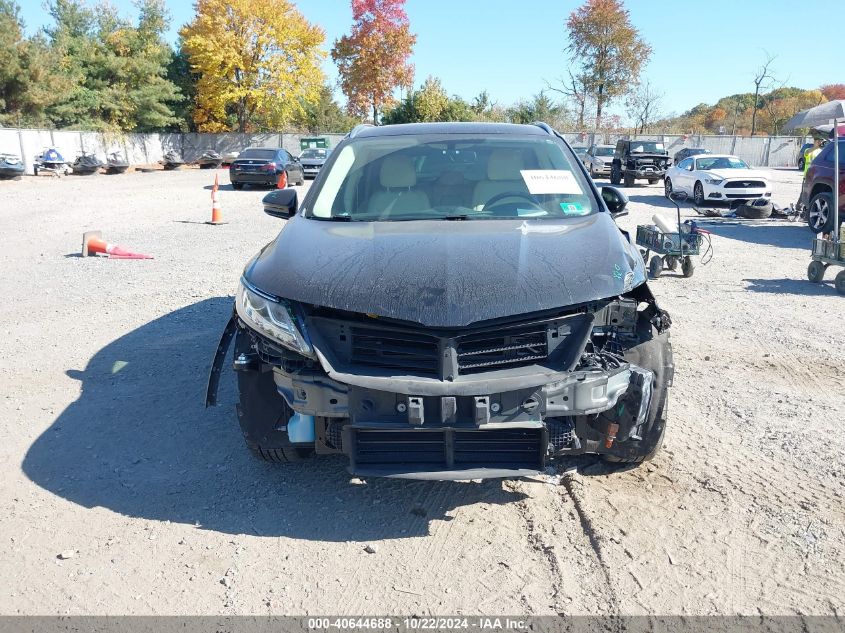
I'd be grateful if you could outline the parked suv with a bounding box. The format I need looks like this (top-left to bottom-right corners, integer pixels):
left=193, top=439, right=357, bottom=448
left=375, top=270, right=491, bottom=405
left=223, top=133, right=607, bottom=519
left=206, top=122, right=674, bottom=479
left=584, top=144, right=616, bottom=178
left=800, top=139, right=845, bottom=233
left=610, top=140, right=670, bottom=186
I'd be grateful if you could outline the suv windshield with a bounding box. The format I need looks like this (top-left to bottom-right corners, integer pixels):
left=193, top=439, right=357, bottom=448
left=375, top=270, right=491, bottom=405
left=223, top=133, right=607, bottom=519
left=595, top=146, right=615, bottom=157
left=301, top=149, right=328, bottom=159
left=308, top=134, right=595, bottom=221
left=629, top=141, right=665, bottom=153
left=240, top=149, right=277, bottom=160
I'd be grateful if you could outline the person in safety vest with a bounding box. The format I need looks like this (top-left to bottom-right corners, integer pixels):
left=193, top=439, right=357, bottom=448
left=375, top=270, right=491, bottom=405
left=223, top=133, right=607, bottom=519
left=803, top=138, right=823, bottom=176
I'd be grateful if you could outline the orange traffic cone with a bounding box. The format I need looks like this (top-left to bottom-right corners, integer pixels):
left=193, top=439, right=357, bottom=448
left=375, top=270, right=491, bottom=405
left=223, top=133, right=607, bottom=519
left=276, top=170, right=287, bottom=189
left=208, top=173, right=224, bottom=225
left=82, top=231, right=153, bottom=259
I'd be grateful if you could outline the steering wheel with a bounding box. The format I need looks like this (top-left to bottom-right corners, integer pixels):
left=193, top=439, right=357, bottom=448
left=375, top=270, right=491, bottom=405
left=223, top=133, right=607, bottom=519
left=481, top=191, right=544, bottom=212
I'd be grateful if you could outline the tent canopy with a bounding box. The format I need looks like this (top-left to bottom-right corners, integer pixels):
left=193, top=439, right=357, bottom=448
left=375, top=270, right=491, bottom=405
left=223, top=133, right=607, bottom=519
left=783, top=100, right=845, bottom=131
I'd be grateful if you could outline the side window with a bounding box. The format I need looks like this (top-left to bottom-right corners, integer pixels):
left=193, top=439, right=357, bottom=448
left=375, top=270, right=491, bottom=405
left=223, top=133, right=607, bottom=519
left=678, top=158, right=693, bottom=171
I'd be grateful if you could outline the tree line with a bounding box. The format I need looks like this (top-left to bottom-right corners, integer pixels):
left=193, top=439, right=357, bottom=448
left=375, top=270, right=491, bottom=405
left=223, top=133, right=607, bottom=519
left=0, top=0, right=839, bottom=136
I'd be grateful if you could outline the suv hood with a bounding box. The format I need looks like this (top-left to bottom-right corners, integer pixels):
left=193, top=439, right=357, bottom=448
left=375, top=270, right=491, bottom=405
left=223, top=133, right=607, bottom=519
left=245, top=214, right=645, bottom=328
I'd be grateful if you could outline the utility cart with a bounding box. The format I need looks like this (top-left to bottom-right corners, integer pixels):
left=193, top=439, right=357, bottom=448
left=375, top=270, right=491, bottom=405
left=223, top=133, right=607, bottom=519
left=636, top=224, right=702, bottom=279
left=636, top=190, right=709, bottom=279
left=807, top=238, right=845, bottom=294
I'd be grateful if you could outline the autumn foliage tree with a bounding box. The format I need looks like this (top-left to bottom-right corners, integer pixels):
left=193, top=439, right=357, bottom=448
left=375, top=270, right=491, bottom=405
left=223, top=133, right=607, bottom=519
left=180, top=0, right=326, bottom=132
left=332, top=0, right=416, bottom=123
left=565, top=0, right=651, bottom=130
left=821, top=84, right=845, bottom=102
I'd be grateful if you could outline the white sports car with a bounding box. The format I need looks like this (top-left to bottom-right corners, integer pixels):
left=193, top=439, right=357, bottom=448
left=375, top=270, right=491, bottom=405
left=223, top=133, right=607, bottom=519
left=664, top=154, right=772, bottom=206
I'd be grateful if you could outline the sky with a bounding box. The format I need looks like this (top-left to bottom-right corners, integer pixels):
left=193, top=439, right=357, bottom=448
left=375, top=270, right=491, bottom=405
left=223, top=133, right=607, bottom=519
left=18, top=0, right=844, bottom=121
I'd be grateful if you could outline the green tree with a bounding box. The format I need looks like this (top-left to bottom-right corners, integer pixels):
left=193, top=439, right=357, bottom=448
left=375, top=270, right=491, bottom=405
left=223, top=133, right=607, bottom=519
left=44, top=0, right=181, bottom=131
left=565, top=0, right=651, bottom=130
left=0, top=0, right=69, bottom=126
left=292, top=85, right=361, bottom=133
left=381, top=77, right=474, bottom=124
left=507, top=91, right=569, bottom=129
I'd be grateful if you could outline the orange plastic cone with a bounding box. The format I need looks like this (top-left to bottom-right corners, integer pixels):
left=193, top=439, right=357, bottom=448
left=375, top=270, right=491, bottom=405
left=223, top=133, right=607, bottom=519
left=276, top=170, right=287, bottom=189
left=208, top=173, right=224, bottom=225
left=82, top=231, right=153, bottom=259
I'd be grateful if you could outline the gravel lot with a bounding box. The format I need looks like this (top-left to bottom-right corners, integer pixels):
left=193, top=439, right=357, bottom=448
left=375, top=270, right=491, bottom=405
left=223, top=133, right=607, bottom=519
left=0, top=166, right=842, bottom=616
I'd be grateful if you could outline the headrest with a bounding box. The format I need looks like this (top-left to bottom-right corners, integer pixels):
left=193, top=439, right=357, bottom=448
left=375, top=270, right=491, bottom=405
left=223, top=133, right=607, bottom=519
left=380, top=157, right=417, bottom=188
left=487, top=149, right=525, bottom=181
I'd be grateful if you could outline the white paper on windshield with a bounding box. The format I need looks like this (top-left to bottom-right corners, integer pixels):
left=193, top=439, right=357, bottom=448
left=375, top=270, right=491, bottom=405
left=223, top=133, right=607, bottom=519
left=520, top=170, right=583, bottom=195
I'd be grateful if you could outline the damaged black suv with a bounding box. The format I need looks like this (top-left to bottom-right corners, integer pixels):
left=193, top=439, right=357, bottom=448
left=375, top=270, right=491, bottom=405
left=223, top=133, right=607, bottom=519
left=207, top=122, right=673, bottom=480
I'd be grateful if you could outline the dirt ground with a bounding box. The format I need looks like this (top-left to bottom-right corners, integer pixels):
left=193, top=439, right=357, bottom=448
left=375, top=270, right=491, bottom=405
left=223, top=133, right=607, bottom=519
left=0, top=166, right=842, bottom=616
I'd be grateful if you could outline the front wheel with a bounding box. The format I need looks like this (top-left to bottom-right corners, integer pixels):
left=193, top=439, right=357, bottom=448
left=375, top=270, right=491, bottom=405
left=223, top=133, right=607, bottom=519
left=648, top=255, right=663, bottom=279
left=234, top=330, right=314, bottom=463
left=694, top=182, right=705, bottom=206
left=231, top=181, right=244, bottom=190
left=807, top=192, right=833, bottom=234
left=835, top=270, right=845, bottom=295
left=807, top=260, right=826, bottom=283
left=610, top=166, right=621, bottom=185
left=664, top=178, right=673, bottom=198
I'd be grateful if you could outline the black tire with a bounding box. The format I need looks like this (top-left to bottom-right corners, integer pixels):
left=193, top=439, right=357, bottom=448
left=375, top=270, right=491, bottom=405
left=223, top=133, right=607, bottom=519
left=807, top=192, right=834, bottom=234
left=798, top=157, right=805, bottom=171
left=682, top=256, right=695, bottom=278
left=233, top=329, right=314, bottom=463
left=648, top=255, right=663, bottom=279
left=33, top=166, right=39, bottom=176
left=694, top=181, right=705, bottom=206
left=610, top=165, right=621, bottom=185
left=603, top=329, right=672, bottom=464
left=231, top=181, right=244, bottom=190
left=664, top=178, right=673, bottom=198
left=807, top=260, right=826, bottom=283
left=735, top=200, right=773, bottom=219
left=623, top=173, right=635, bottom=187
left=836, top=270, right=845, bottom=295
left=665, top=255, right=679, bottom=271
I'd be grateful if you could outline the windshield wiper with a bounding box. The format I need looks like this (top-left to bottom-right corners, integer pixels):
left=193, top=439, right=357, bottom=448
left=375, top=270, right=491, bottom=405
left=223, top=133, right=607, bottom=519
left=443, top=214, right=469, bottom=221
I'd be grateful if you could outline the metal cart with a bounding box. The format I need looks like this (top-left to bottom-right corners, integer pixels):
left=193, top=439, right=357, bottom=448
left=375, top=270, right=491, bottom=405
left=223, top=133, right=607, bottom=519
left=807, top=238, right=845, bottom=294
left=636, top=224, right=702, bottom=279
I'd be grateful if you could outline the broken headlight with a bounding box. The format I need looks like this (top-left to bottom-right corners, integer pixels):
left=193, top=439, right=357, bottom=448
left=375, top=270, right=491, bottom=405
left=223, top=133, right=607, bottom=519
left=236, top=279, right=315, bottom=358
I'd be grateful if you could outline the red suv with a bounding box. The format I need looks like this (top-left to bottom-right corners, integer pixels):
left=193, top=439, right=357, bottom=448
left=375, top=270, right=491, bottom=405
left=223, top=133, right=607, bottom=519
left=801, top=139, right=845, bottom=233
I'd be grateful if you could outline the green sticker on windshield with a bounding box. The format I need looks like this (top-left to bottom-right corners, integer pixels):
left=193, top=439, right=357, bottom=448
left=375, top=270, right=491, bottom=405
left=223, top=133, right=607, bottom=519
left=560, top=202, right=589, bottom=216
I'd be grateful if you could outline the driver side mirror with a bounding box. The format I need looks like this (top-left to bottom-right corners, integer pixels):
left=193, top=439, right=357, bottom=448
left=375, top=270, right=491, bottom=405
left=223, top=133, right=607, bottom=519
left=601, top=186, right=628, bottom=217
left=262, top=188, right=298, bottom=219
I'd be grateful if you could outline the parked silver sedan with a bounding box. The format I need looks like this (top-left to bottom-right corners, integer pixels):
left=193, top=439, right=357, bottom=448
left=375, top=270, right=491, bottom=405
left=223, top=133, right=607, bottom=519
left=583, top=144, right=616, bottom=179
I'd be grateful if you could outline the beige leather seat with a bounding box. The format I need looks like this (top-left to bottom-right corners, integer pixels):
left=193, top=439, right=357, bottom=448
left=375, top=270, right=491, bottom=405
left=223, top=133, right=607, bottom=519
left=472, top=150, right=528, bottom=209
left=368, top=157, right=430, bottom=217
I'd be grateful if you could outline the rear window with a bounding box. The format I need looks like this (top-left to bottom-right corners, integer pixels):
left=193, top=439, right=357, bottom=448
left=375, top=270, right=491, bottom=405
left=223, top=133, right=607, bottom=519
left=239, top=149, right=277, bottom=160
left=301, top=149, right=329, bottom=159
left=307, top=134, right=596, bottom=222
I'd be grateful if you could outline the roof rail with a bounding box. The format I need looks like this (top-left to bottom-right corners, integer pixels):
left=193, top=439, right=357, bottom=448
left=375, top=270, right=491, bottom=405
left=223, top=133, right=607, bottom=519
left=531, top=121, right=555, bottom=135
left=348, top=123, right=375, bottom=139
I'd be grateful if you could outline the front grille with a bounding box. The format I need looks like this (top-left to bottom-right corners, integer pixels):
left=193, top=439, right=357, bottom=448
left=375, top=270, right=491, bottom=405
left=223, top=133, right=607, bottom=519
left=350, top=327, right=440, bottom=376
left=456, top=323, right=549, bottom=374
left=724, top=180, right=765, bottom=188
left=349, top=427, right=546, bottom=471
left=310, top=310, right=592, bottom=380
